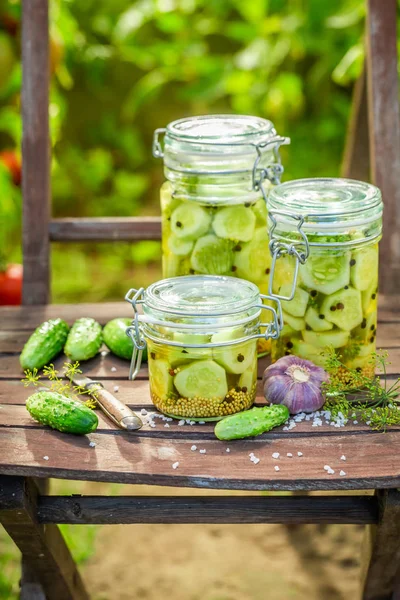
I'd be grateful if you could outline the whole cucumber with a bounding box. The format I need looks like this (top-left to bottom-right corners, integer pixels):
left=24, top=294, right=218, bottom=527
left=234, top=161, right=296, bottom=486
left=214, top=404, right=289, bottom=440
left=26, top=391, right=98, bottom=435
left=20, top=318, right=70, bottom=371
left=103, top=318, right=147, bottom=361
left=64, top=317, right=103, bottom=361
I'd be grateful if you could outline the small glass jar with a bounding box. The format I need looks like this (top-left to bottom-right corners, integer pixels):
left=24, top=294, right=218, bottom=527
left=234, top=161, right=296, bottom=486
left=125, top=276, right=281, bottom=420
left=267, top=178, right=383, bottom=377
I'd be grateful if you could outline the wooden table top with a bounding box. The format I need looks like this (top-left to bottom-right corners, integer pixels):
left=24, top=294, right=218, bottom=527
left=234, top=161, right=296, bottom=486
left=0, top=298, right=399, bottom=492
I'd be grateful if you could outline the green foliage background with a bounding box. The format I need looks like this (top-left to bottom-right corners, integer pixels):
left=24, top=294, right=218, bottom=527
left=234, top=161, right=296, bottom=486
left=0, top=0, right=366, bottom=302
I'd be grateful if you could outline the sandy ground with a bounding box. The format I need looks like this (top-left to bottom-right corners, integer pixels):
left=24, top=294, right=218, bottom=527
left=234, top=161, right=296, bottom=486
left=75, top=484, right=365, bottom=600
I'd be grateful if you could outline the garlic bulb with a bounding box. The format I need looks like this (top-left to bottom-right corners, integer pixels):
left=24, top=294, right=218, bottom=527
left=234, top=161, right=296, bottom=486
left=263, top=355, right=328, bottom=414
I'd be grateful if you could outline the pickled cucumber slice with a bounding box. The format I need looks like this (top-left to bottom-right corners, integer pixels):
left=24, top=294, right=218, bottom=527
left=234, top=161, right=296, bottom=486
left=291, top=340, right=326, bottom=367
left=212, top=205, right=256, bottom=242
left=233, top=229, right=270, bottom=283
left=281, top=324, right=295, bottom=337
left=280, top=284, right=309, bottom=318
left=268, top=255, right=298, bottom=295
left=305, top=306, right=333, bottom=332
left=168, top=235, right=194, bottom=256
left=251, top=199, right=268, bottom=227
left=362, top=280, right=378, bottom=314
left=300, top=253, right=350, bottom=295
left=174, top=360, right=228, bottom=400
left=320, top=287, right=363, bottom=331
left=171, top=202, right=211, bottom=240
left=354, top=311, right=377, bottom=342
left=350, top=246, right=379, bottom=291
left=238, top=367, right=256, bottom=392
left=148, top=358, right=173, bottom=399
left=282, top=311, right=305, bottom=332
left=212, top=331, right=255, bottom=374
left=160, top=181, right=181, bottom=216
left=190, top=234, right=234, bottom=274
left=174, top=332, right=211, bottom=345
left=303, top=329, right=349, bottom=349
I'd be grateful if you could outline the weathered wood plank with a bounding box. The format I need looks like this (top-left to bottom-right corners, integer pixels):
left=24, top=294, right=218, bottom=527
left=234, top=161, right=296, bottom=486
left=36, top=494, right=378, bottom=525
left=0, top=476, right=89, bottom=600
left=21, top=0, right=51, bottom=305
left=366, top=0, right=400, bottom=295
left=341, top=67, right=370, bottom=181
left=49, top=217, right=162, bottom=242
left=0, top=297, right=398, bottom=331
left=0, top=426, right=399, bottom=490
left=360, top=489, right=400, bottom=599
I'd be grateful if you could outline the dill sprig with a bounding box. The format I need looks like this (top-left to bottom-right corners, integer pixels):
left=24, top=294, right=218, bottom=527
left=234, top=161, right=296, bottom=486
left=21, top=362, right=98, bottom=407
left=322, top=347, right=400, bottom=431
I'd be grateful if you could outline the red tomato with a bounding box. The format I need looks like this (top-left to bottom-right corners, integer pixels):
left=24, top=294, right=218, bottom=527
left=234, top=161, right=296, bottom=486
left=0, top=263, right=22, bottom=305
left=0, top=150, right=21, bottom=186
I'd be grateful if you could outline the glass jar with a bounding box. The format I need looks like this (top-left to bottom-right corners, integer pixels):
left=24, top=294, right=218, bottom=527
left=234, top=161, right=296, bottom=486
left=267, top=178, right=383, bottom=377
left=125, top=275, right=281, bottom=420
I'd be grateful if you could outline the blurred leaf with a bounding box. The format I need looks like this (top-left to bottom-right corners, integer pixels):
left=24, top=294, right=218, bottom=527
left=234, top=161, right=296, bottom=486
left=332, top=43, right=364, bottom=85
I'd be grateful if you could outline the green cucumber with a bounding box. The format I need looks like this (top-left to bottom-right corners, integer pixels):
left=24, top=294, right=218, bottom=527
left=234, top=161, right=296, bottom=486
left=300, top=253, right=350, bottom=295
left=350, top=245, right=379, bottom=291
left=171, top=202, right=211, bottom=240
left=103, top=318, right=148, bottom=362
left=64, top=318, right=103, bottom=361
left=320, top=287, right=363, bottom=331
left=26, top=391, right=98, bottom=435
left=280, top=284, right=309, bottom=318
left=305, top=306, right=333, bottom=332
left=20, top=319, right=70, bottom=371
left=214, top=404, right=289, bottom=440
left=190, top=234, right=234, bottom=274
left=174, top=360, right=228, bottom=400
left=212, top=205, right=256, bottom=242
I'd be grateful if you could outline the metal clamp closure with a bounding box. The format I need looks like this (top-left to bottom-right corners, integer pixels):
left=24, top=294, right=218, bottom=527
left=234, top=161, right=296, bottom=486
left=152, top=128, right=167, bottom=159
left=125, top=288, right=147, bottom=380
left=252, top=136, right=290, bottom=193
left=256, top=294, right=283, bottom=340
left=267, top=211, right=310, bottom=301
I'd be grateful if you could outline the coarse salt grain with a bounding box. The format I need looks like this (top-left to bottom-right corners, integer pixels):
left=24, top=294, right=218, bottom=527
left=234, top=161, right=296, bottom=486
left=191, top=445, right=197, bottom=451
left=274, top=465, right=280, bottom=472
left=111, top=367, right=117, bottom=372
left=324, top=465, right=331, bottom=471
left=253, top=458, right=260, bottom=465
left=327, top=468, right=335, bottom=475
left=164, top=423, right=170, bottom=428
left=178, top=420, right=185, bottom=426
left=43, top=456, right=49, bottom=461
left=113, top=386, right=119, bottom=392
left=287, top=453, right=293, bottom=457
left=297, top=452, right=303, bottom=457
left=272, top=452, right=280, bottom=459
left=341, top=455, right=346, bottom=461
left=172, top=462, right=179, bottom=469
left=199, top=449, right=206, bottom=454
left=226, top=448, right=230, bottom=453
left=340, top=470, right=346, bottom=476
left=140, top=409, right=148, bottom=416
left=89, top=441, right=96, bottom=448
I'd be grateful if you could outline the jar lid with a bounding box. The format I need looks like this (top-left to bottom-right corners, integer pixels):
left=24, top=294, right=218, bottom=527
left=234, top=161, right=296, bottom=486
left=268, top=178, right=383, bottom=232
left=143, top=275, right=260, bottom=320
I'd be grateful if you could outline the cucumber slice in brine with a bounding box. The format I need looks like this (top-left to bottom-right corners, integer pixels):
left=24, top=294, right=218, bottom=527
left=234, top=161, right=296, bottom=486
left=238, top=367, right=256, bottom=391
left=291, top=340, right=326, bottom=367
left=300, top=253, right=350, bottom=295
left=354, top=311, right=377, bottom=342
left=303, top=329, right=349, bottom=349
left=362, top=280, right=378, bottom=315
left=282, top=311, right=305, bottom=331
left=174, top=360, right=228, bottom=401
left=350, top=245, right=379, bottom=291
left=168, top=235, right=194, bottom=256
left=280, top=284, right=309, bottom=318
left=191, top=234, right=234, bottom=275
left=160, top=181, right=181, bottom=216
left=148, top=358, right=173, bottom=399
left=233, top=229, right=270, bottom=283
left=305, top=306, right=333, bottom=332
left=171, top=202, right=211, bottom=240
left=320, top=287, right=363, bottom=331
left=212, top=205, right=256, bottom=242
left=251, top=198, right=268, bottom=227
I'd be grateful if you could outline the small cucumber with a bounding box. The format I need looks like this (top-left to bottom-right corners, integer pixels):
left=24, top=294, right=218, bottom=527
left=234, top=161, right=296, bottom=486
left=20, top=319, right=70, bottom=371
left=103, top=318, right=148, bottom=361
left=214, top=404, right=289, bottom=440
left=64, top=318, right=103, bottom=361
left=26, top=391, right=98, bottom=435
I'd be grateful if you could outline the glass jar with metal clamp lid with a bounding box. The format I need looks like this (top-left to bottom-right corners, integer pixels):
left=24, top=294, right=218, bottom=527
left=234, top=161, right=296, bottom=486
left=266, top=178, right=383, bottom=377
left=125, top=275, right=282, bottom=420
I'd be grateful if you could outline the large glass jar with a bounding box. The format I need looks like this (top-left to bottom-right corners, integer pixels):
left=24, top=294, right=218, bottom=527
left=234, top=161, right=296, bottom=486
left=267, top=178, right=383, bottom=377
left=125, top=276, right=281, bottom=420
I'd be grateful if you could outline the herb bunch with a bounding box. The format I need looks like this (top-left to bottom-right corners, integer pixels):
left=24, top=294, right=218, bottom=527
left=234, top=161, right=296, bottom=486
left=22, top=362, right=98, bottom=409
left=322, top=348, right=400, bottom=431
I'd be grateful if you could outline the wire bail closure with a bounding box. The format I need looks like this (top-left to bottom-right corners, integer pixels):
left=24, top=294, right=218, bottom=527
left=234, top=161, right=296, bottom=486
left=267, top=211, right=310, bottom=301
left=125, top=288, right=147, bottom=381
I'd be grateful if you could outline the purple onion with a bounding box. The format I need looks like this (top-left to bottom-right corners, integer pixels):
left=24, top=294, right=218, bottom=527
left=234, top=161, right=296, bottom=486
left=262, top=355, right=328, bottom=414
